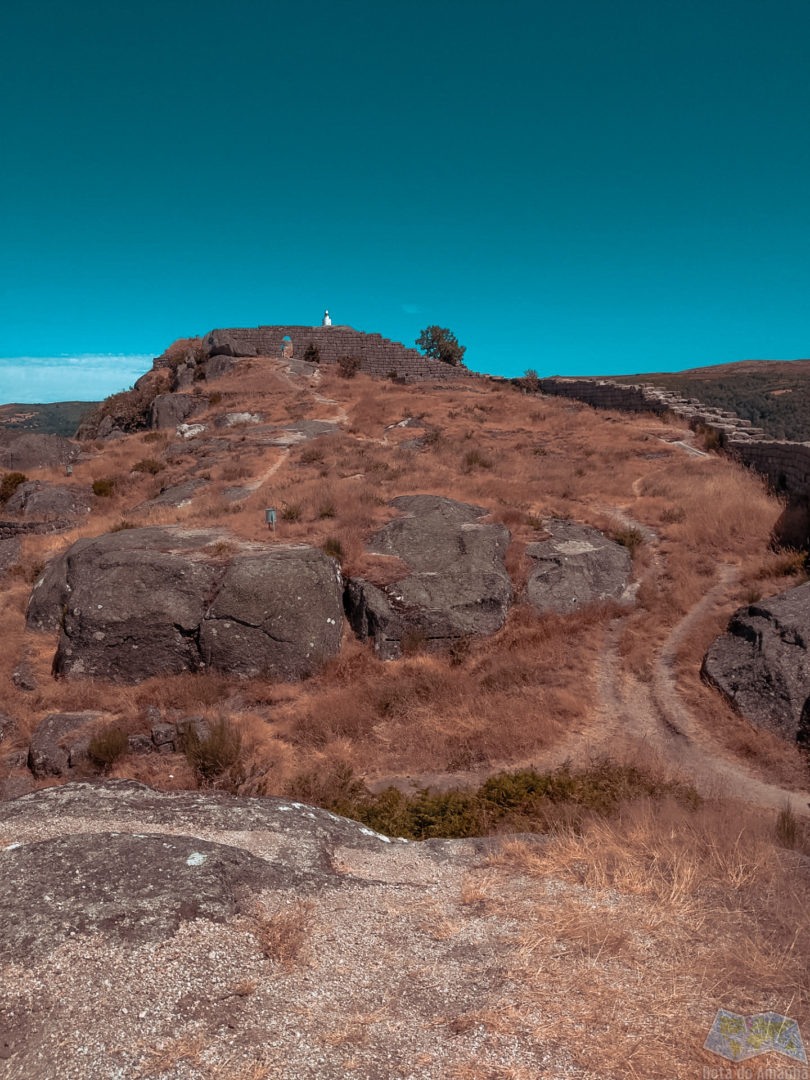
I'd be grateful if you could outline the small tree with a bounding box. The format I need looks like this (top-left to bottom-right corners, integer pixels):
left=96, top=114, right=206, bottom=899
left=416, top=326, right=466, bottom=367
left=337, top=354, right=361, bottom=379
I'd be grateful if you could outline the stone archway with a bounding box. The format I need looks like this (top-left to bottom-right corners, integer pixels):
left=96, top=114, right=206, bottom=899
left=281, top=335, right=293, bottom=359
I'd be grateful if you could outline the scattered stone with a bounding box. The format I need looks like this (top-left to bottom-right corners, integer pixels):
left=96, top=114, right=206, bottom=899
left=151, top=723, right=177, bottom=749
left=524, top=520, right=634, bottom=614
left=27, top=712, right=102, bottom=778
left=127, top=734, right=154, bottom=755
left=11, top=662, right=36, bottom=692
left=345, top=495, right=512, bottom=659
left=215, top=412, right=263, bottom=427
left=133, top=478, right=208, bottom=512
left=702, top=581, right=810, bottom=742
left=0, top=537, right=21, bottom=573
left=177, top=422, right=206, bottom=439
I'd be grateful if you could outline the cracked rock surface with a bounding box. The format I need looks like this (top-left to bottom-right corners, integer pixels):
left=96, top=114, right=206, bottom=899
left=25, top=526, right=343, bottom=681
left=702, top=580, right=810, bottom=742
left=344, top=495, right=512, bottom=659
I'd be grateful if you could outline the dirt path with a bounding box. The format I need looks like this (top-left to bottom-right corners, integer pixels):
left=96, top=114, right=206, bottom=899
left=586, top=507, right=810, bottom=815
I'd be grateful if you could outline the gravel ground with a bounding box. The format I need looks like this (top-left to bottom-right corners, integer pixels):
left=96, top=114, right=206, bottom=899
left=0, top=783, right=591, bottom=1080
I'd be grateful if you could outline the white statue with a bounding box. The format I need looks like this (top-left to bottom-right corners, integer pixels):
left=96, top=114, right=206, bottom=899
left=322, top=310, right=332, bottom=327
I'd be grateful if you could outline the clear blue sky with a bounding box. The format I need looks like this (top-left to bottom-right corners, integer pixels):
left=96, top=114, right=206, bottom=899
left=2, top=0, right=810, bottom=401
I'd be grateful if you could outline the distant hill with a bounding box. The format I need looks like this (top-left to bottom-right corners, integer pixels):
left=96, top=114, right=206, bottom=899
left=611, top=360, right=810, bottom=441
left=0, top=401, right=98, bottom=438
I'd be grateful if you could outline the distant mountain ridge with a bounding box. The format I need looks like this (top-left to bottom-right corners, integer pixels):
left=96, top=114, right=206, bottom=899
left=610, top=359, right=810, bottom=441
left=0, top=401, right=98, bottom=438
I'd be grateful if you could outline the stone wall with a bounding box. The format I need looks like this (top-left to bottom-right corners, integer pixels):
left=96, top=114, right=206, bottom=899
left=181, top=326, right=469, bottom=383
left=535, top=377, right=810, bottom=500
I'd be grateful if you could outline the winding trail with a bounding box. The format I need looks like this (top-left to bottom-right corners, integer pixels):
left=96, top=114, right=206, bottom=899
left=579, top=505, right=810, bottom=815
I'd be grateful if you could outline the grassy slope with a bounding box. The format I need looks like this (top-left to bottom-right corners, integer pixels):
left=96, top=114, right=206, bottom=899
left=0, top=401, right=98, bottom=438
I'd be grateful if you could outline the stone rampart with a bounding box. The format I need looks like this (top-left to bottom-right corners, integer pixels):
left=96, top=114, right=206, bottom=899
left=535, top=377, right=810, bottom=500
left=180, top=326, right=469, bottom=383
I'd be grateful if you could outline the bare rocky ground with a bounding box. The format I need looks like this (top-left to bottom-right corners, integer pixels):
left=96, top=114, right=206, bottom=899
left=0, top=783, right=587, bottom=1080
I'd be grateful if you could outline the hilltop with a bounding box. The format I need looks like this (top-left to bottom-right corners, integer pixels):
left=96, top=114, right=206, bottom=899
left=611, top=358, right=810, bottom=440
left=0, top=401, right=97, bottom=439
left=1, top=329, right=809, bottom=1078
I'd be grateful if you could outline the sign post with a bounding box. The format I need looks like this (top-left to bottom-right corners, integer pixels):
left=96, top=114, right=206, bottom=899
left=265, top=508, right=277, bottom=533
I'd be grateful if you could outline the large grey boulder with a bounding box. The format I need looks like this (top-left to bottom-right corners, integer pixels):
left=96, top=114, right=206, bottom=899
left=205, top=331, right=257, bottom=358
left=0, top=433, right=77, bottom=470
left=5, top=481, right=92, bottom=520
left=702, top=581, right=810, bottom=742
left=345, top=495, right=512, bottom=659
left=200, top=547, right=343, bottom=679
left=525, top=520, right=634, bottom=614
left=26, top=526, right=344, bottom=682
left=150, top=392, right=199, bottom=430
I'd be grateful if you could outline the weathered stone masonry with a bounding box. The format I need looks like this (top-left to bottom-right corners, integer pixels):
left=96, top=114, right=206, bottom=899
left=187, top=326, right=469, bottom=383
left=534, top=377, right=810, bottom=503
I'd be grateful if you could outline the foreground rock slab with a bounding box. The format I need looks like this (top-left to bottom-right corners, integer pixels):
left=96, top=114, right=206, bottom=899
left=345, top=495, right=512, bottom=659
left=702, top=581, right=810, bottom=742
left=0, top=781, right=567, bottom=1079
left=26, top=526, right=343, bottom=681
left=525, top=519, right=634, bottom=614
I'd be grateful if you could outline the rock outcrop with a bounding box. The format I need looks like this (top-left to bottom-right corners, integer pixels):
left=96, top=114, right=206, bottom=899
left=4, top=481, right=92, bottom=520
left=0, top=432, right=78, bottom=470
left=702, top=582, right=810, bottom=743
left=525, top=520, right=634, bottom=614
left=345, top=495, right=512, bottom=659
left=27, top=711, right=101, bottom=778
left=150, top=392, right=200, bottom=430
left=26, top=527, right=344, bottom=681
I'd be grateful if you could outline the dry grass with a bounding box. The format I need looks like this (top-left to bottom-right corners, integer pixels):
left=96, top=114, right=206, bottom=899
left=4, top=353, right=808, bottom=803
left=247, top=900, right=316, bottom=970
left=479, top=797, right=810, bottom=1077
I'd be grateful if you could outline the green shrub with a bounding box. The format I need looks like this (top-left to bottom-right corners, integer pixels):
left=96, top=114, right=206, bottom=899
left=776, top=802, right=800, bottom=848
left=0, top=472, right=27, bottom=504
left=281, top=502, right=303, bottom=522
left=88, top=725, right=128, bottom=770
left=285, top=759, right=700, bottom=841
left=132, top=458, right=165, bottom=475
left=300, top=444, right=325, bottom=465
left=612, top=526, right=644, bottom=554
left=183, top=718, right=243, bottom=783
left=461, top=448, right=493, bottom=472
left=318, top=499, right=336, bottom=519
left=337, top=355, right=361, bottom=379
left=322, top=536, right=344, bottom=561
left=523, top=369, right=540, bottom=392
left=92, top=477, right=117, bottom=497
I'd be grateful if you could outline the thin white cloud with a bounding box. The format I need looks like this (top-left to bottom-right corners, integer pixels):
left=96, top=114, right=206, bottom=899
left=401, top=303, right=422, bottom=315
left=0, top=355, right=152, bottom=404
